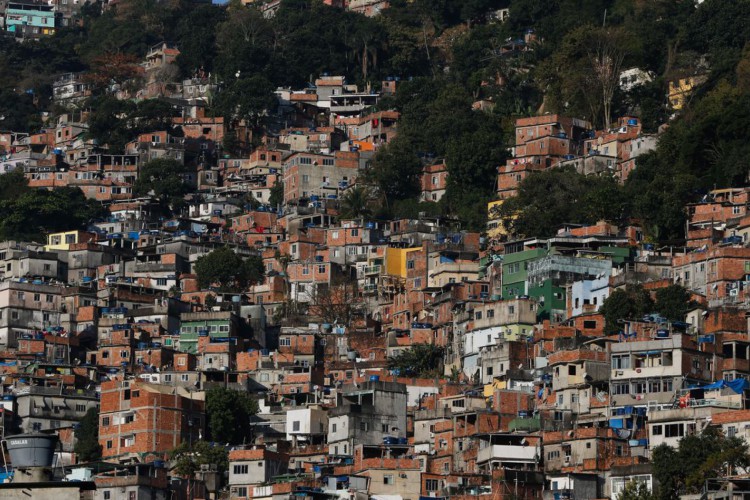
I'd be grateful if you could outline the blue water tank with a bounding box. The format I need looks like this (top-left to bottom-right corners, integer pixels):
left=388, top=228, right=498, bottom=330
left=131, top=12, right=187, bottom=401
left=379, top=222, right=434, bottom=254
left=627, top=119, right=638, bottom=126
left=369, top=375, right=380, bottom=382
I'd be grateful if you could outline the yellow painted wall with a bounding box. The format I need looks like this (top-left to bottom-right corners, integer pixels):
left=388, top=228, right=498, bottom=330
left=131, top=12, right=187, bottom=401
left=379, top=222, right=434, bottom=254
left=45, top=231, right=80, bottom=252
left=385, top=247, right=421, bottom=277
left=487, top=199, right=511, bottom=239
left=484, top=379, right=506, bottom=399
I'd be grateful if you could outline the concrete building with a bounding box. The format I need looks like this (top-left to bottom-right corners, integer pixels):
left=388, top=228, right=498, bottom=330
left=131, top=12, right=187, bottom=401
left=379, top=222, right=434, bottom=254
left=327, top=380, right=407, bottom=456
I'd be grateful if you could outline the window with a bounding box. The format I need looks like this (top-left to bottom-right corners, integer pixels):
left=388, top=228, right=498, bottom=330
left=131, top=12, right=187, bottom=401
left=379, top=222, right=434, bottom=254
left=426, top=479, right=439, bottom=491
left=384, top=475, right=394, bottom=485
left=46, top=294, right=53, bottom=303
left=406, top=260, right=415, bottom=270
left=665, top=424, right=684, bottom=438
left=612, top=355, right=631, bottom=370
left=360, top=422, right=369, bottom=431
left=613, top=383, right=630, bottom=395
left=233, top=464, right=249, bottom=475
left=293, top=421, right=300, bottom=431
left=33, top=293, right=40, bottom=302
left=652, top=425, right=662, bottom=435
left=280, top=338, right=291, bottom=347
left=102, top=417, right=110, bottom=426
left=104, top=492, right=111, bottom=500
left=156, top=278, right=167, bottom=286
left=318, top=265, right=326, bottom=274
left=332, top=423, right=337, bottom=433
left=76, top=404, right=86, bottom=412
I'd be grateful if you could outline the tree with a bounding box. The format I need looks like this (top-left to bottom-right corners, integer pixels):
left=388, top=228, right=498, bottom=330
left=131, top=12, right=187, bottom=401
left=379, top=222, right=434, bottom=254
left=652, top=426, right=750, bottom=500
left=589, top=27, right=630, bottom=130
left=74, top=407, right=102, bottom=462
left=308, top=275, right=362, bottom=326
left=84, top=53, right=143, bottom=93
left=214, top=75, right=277, bottom=129
left=369, top=137, right=423, bottom=202
left=497, top=167, right=626, bottom=238
left=617, top=478, right=654, bottom=500
left=388, top=343, right=445, bottom=377
left=269, top=180, right=284, bottom=208
left=600, top=285, right=655, bottom=335
left=170, top=440, right=229, bottom=478
left=339, top=186, right=374, bottom=220
left=205, top=387, right=259, bottom=445
left=133, top=158, right=190, bottom=209
left=195, top=247, right=265, bottom=292
left=0, top=169, right=31, bottom=202
left=0, top=187, right=107, bottom=242
left=654, top=285, right=695, bottom=322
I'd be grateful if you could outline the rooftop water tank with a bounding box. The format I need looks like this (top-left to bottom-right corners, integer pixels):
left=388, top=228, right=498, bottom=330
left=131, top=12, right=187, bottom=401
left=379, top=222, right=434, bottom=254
left=6, top=434, right=58, bottom=467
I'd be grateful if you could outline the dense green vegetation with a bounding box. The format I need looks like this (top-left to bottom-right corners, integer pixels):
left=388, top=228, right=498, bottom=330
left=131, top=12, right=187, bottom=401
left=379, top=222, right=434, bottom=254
left=205, top=387, right=260, bottom=445
left=652, top=426, right=750, bottom=499
left=599, top=283, right=695, bottom=334
left=74, top=407, right=103, bottom=462
left=195, top=247, right=265, bottom=292
left=0, top=172, right=107, bottom=242
left=388, top=343, right=445, bottom=377
left=3, top=0, right=750, bottom=239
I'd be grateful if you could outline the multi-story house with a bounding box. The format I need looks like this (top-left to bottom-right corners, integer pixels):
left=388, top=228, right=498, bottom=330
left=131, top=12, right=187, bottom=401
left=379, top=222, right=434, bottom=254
left=16, top=386, right=98, bottom=433
left=0, top=281, right=64, bottom=348
left=228, top=447, right=289, bottom=498
left=4, top=0, right=57, bottom=38
left=99, top=378, right=203, bottom=461
left=327, top=380, right=407, bottom=456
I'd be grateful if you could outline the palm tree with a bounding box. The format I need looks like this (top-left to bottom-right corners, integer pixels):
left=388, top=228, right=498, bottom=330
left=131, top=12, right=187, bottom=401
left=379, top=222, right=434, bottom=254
left=340, top=186, right=373, bottom=220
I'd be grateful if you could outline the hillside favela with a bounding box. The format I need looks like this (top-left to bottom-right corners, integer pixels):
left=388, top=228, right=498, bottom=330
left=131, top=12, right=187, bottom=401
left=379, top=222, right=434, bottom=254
left=1, top=0, right=750, bottom=499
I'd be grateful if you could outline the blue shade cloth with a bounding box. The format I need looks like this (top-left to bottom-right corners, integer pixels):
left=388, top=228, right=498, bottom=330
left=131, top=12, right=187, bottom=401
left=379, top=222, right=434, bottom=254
left=695, top=379, right=748, bottom=393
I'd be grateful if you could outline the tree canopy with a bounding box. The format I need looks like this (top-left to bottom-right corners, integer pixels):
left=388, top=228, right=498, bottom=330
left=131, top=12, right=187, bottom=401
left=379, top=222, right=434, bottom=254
left=388, top=343, right=445, bottom=377
left=652, top=426, right=750, bottom=500
left=74, top=407, right=103, bottom=463
left=132, top=158, right=190, bottom=210
left=0, top=186, right=107, bottom=242
left=195, top=247, right=265, bottom=292
left=600, top=285, right=654, bottom=335
left=205, top=387, right=259, bottom=445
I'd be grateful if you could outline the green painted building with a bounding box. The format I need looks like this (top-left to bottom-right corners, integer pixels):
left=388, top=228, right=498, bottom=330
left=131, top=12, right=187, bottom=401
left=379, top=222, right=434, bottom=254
left=501, top=248, right=548, bottom=300
left=178, top=311, right=246, bottom=354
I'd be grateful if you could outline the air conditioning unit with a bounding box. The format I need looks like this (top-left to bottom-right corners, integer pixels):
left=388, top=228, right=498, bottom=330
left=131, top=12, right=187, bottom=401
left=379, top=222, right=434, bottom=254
left=615, top=370, right=624, bottom=376
left=563, top=456, right=571, bottom=465
left=399, top=473, right=408, bottom=479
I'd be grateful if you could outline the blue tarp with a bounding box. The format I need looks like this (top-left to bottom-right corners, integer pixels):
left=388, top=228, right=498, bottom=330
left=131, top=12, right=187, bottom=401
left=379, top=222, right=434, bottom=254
left=696, top=379, right=748, bottom=393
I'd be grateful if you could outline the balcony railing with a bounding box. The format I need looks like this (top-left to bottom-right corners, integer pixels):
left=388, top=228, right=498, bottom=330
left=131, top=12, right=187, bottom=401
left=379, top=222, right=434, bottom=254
left=363, top=265, right=381, bottom=275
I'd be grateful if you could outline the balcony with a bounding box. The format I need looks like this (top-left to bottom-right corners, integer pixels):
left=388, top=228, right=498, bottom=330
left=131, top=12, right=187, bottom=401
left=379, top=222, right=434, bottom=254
left=364, top=265, right=382, bottom=275
left=477, top=444, right=538, bottom=464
